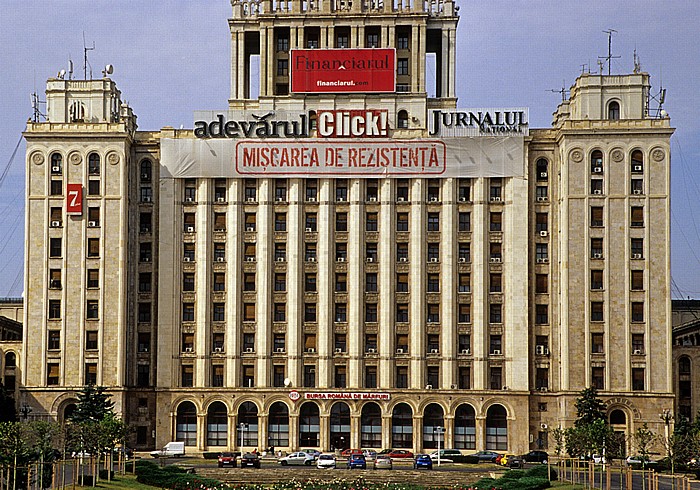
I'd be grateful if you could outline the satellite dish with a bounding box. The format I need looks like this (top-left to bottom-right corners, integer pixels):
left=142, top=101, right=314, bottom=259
left=102, top=64, right=114, bottom=77
left=283, top=378, right=291, bottom=387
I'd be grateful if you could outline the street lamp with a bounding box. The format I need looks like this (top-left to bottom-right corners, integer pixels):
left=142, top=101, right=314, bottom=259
left=433, top=426, right=446, bottom=466
left=239, top=422, right=248, bottom=451
left=659, top=409, right=674, bottom=479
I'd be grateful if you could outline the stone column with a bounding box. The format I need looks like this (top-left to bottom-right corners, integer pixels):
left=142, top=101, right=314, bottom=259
left=476, top=415, right=487, bottom=450
left=259, top=413, right=269, bottom=452
left=229, top=413, right=238, bottom=450
left=320, top=414, right=330, bottom=451
left=197, top=411, right=206, bottom=451
left=413, top=414, right=423, bottom=453
left=382, top=414, right=392, bottom=449
left=289, top=413, right=299, bottom=451
left=350, top=413, right=361, bottom=449
left=444, top=415, right=455, bottom=449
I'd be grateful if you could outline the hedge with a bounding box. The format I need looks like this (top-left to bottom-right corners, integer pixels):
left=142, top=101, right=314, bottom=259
left=136, top=460, right=223, bottom=490
left=470, top=464, right=556, bottom=490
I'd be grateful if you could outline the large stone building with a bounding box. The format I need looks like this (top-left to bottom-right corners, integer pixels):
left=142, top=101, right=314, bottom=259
left=20, top=0, right=674, bottom=454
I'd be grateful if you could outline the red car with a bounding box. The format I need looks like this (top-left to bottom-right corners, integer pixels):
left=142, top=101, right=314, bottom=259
left=495, top=453, right=505, bottom=465
left=388, top=450, right=414, bottom=459
left=217, top=452, right=237, bottom=468
left=341, top=448, right=363, bottom=457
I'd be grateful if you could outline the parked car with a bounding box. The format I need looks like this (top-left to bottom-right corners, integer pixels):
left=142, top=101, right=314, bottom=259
left=347, top=454, right=367, bottom=469
left=316, top=453, right=336, bottom=469
left=429, top=449, right=462, bottom=461
left=302, top=449, right=321, bottom=460
left=218, top=452, right=237, bottom=468
left=413, top=454, right=433, bottom=470
left=626, top=455, right=657, bottom=468
left=507, top=455, right=524, bottom=469
left=150, top=441, right=185, bottom=458
left=500, top=454, right=518, bottom=466
left=388, top=449, right=414, bottom=459
left=495, top=454, right=505, bottom=465
left=341, top=448, right=363, bottom=457
left=522, top=450, right=549, bottom=464
left=239, top=452, right=260, bottom=468
left=378, top=449, right=393, bottom=455
left=373, top=455, right=393, bottom=470
left=363, top=450, right=377, bottom=462
left=278, top=451, right=316, bottom=466
left=473, top=450, right=500, bottom=463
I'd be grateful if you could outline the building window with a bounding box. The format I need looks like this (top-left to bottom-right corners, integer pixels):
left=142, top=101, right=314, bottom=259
left=366, top=242, right=378, bottom=262
left=631, top=270, right=644, bottom=290
left=632, top=368, right=645, bottom=391
left=591, top=238, right=603, bottom=258
left=536, top=368, right=549, bottom=390
left=591, top=367, right=605, bottom=390
left=631, top=302, right=644, bottom=322
left=591, top=179, right=604, bottom=195
left=274, top=303, right=286, bottom=322
left=395, top=242, right=407, bottom=261
left=490, top=243, right=501, bottom=261
left=632, top=334, right=644, bottom=354
left=304, top=303, right=316, bottom=322
left=458, top=212, right=471, bottom=232
left=366, top=272, right=378, bottom=292
left=181, top=365, right=194, bottom=387
left=88, top=238, right=100, bottom=258
left=366, top=31, right=379, bottom=48
left=182, top=303, right=195, bottom=322
left=212, top=365, right=224, bottom=387
left=396, top=366, right=408, bottom=388
left=277, top=59, right=288, bottom=76
left=305, top=179, right=317, bottom=200
left=85, top=363, right=98, bottom=385
left=304, top=213, right=317, bottom=232
left=138, top=302, right=151, bottom=323
left=631, top=238, right=644, bottom=258
left=305, top=273, right=317, bottom=292
left=335, top=303, right=347, bottom=323
left=490, top=335, right=502, bottom=355
left=335, top=273, right=347, bottom=292
left=365, top=366, right=378, bottom=388
left=396, top=303, right=409, bottom=323
left=273, top=365, right=286, bottom=387
left=536, top=243, right=548, bottom=262
left=590, top=301, right=604, bottom=322
left=489, top=273, right=501, bottom=293
left=139, top=242, right=151, bottom=262
left=366, top=212, right=378, bottom=232
left=243, top=333, right=255, bottom=351
left=536, top=158, right=548, bottom=181
left=334, top=334, right=347, bottom=353
left=458, top=304, right=471, bottom=323
left=275, top=180, right=287, bottom=201
left=536, top=185, right=548, bottom=201
left=49, top=237, right=62, bottom=258
left=397, top=212, right=409, bottom=231
left=536, top=274, right=548, bottom=293
left=460, top=273, right=471, bottom=293
left=631, top=206, right=644, bottom=227
left=489, top=367, right=502, bottom=390
left=489, top=178, right=502, bottom=201
left=591, top=270, right=603, bottom=290
left=274, top=243, right=286, bottom=261
left=49, top=269, right=62, bottom=289
left=47, top=363, right=60, bottom=385
left=213, top=272, right=225, bottom=292
left=489, top=304, right=502, bottom=324
left=213, top=303, right=225, bottom=322
left=183, top=271, right=195, bottom=291
left=427, top=334, right=440, bottom=353
left=426, top=366, right=439, bottom=388
left=608, top=101, right=620, bottom=120
left=396, top=273, right=409, bottom=293
left=138, top=332, right=150, bottom=352
left=397, top=110, right=409, bottom=129
left=591, top=333, right=604, bottom=354
left=427, top=303, right=440, bottom=323
left=335, top=366, right=347, bottom=388
left=427, top=212, right=440, bottom=232
left=211, top=333, right=224, bottom=354
left=631, top=179, right=644, bottom=195
left=397, top=58, right=409, bottom=75
left=277, top=34, right=289, bottom=52
left=396, top=30, right=409, bottom=49
left=458, top=367, right=471, bottom=389
left=336, top=31, right=349, bottom=48
left=140, top=186, right=152, bottom=202
left=427, top=242, right=440, bottom=262
left=336, top=212, right=348, bottom=231
left=535, top=304, right=548, bottom=324
left=305, top=243, right=317, bottom=262
left=48, top=300, right=61, bottom=319
left=242, top=365, right=255, bottom=388
left=304, top=365, right=316, bottom=388
left=51, top=179, right=63, bottom=196
left=86, top=300, right=99, bottom=320
left=48, top=330, right=60, bottom=350
left=490, top=212, right=502, bottom=232
left=427, top=273, right=440, bottom=292
left=590, top=207, right=604, bottom=227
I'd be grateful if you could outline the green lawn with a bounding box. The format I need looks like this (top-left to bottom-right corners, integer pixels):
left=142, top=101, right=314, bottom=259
left=73, top=474, right=154, bottom=490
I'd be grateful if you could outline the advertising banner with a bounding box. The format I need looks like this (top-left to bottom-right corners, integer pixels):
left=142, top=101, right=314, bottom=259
left=161, top=136, right=524, bottom=179
left=66, top=184, right=83, bottom=215
left=302, top=392, right=391, bottom=401
left=290, top=48, right=396, bottom=93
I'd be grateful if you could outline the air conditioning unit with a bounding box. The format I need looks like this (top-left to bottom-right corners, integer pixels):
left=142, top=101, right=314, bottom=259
left=335, top=347, right=342, bottom=353
left=52, top=166, right=61, bottom=173
left=399, top=257, right=408, bottom=263
left=185, top=197, right=194, bottom=203
left=142, top=257, right=150, bottom=262
left=276, top=197, right=284, bottom=202
left=245, top=347, right=254, bottom=353
left=633, top=349, right=643, bottom=355
left=50, top=280, right=61, bottom=288
left=430, top=257, right=438, bottom=263
left=88, top=221, right=97, bottom=227
left=142, top=196, right=152, bottom=202
left=308, top=197, right=316, bottom=202
left=337, top=197, right=345, bottom=202
left=632, top=253, right=643, bottom=259
left=429, top=197, right=438, bottom=202
left=397, top=197, right=405, bottom=202
left=214, top=347, right=223, bottom=353
left=246, top=226, right=255, bottom=232
left=459, top=257, right=467, bottom=263
left=186, top=226, right=194, bottom=233
left=430, top=348, right=439, bottom=354
left=276, top=257, right=285, bottom=262
left=275, top=348, right=285, bottom=353
left=141, top=173, right=149, bottom=179
left=308, top=256, right=316, bottom=262
left=396, top=348, right=404, bottom=354
left=369, top=197, right=377, bottom=202
left=490, top=257, right=502, bottom=263
left=307, top=347, right=316, bottom=353
left=633, top=165, right=643, bottom=172
left=540, top=231, right=548, bottom=237
left=593, top=253, right=603, bottom=259
left=536, top=196, right=548, bottom=202
left=215, top=228, right=226, bottom=232
left=246, top=257, right=255, bottom=262
left=633, top=189, right=643, bottom=195
left=492, top=349, right=502, bottom=355
left=451, top=384, right=458, bottom=389
left=216, top=257, right=225, bottom=262
left=425, top=384, right=433, bottom=390
left=247, top=197, right=256, bottom=202
left=461, top=348, right=470, bottom=355
left=540, top=387, right=548, bottom=393
left=366, top=257, right=374, bottom=263
left=540, top=423, right=548, bottom=430
left=593, top=189, right=602, bottom=195
left=540, top=172, right=548, bottom=178
left=536, top=258, right=549, bottom=264
left=305, top=227, right=312, bottom=232
left=183, top=256, right=191, bottom=262
left=536, top=345, right=549, bottom=355
left=593, top=167, right=603, bottom=173
left=490, top=196, right=501, bottom=202
left=184, top=347, right=193, bottom=352
left=337, top=257, right=345, bottom=263
left=217, top=197, right=225, bottom=202
left=367, top=348, right=376, bottom=353
left=459, top=197, right=467, bottom=202
left=51, top=220, right=61, bottom=227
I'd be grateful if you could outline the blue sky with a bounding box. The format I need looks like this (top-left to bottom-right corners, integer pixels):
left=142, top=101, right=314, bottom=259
left=0, top=1, right=698, bottom=298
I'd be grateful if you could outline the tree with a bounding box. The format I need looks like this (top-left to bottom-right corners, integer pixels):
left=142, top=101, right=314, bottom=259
left=69, top=385, right=115, bottom=423
left=551, top=426, right=565, bottom=458
left=574, top=387, right=606, bottom=427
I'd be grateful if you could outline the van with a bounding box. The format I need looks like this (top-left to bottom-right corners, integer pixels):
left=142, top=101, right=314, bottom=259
left=150, top=441, right=185, bottom=458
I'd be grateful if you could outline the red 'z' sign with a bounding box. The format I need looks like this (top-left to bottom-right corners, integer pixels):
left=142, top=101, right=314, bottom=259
left=66, top=184, right=83, bottom=215
left=290, top=48, right=396, bottom=93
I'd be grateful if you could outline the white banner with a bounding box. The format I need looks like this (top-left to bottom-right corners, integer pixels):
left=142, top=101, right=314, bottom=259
left=161, top=136, right=524, bottom=179
left=303, top=392, right=391, bottom=401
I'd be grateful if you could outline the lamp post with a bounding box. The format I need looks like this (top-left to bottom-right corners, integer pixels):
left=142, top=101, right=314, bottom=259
left=239, top=422, right=248, bottom=452
left=659, top=409, right=674, bottom=483
left=433, top=426, right=445, bottom=466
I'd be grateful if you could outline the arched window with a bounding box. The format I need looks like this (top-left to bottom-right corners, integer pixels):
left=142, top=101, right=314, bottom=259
left=391, top=403, right=413, bottom=448
left=140, top=159, right=152, bottom=183
left=176, top=401, right=197, bottom=446
left=5, top=352, right=16, bottom=368
left=88, top=153, right=100, bottom=176
left=485, top=404, right=507, bottom=450
left=422, top=403, right=445, bottom=449
left=299, top=402, right=320, bottom=447
left=680, top=357, right=691, bottom=375
left=63, top=403, right=77, bottom=423
left=330, top=402, right=351, bottom=450
left=69, top=101, right=85, bottom=122
left=536, top=158, right=548, bottom=181
left=237, top=401, right=258, bottom=447
left=608, top=101, right=620, bottom=120
left=631, top=150, right=644, bottom=173
left=206, top=402, right=228, bottom=447
left=609, top=409, right=626, bottom=425
left=268, top=402, right=289, bottom=447
left=360, top=403, right=382, bottom=448
left=454, top=404, right=476, bottom=449
left=51, top=153, right=63, bottom=174
left=591, top=150, right=603, bottom=173
left=397, top=110, right=409, bottom=129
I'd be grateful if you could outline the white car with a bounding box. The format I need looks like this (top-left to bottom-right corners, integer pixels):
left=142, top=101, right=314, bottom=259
left=279, top=451, right=316, bottom=466
left=316, top=453, right=336, bottom=469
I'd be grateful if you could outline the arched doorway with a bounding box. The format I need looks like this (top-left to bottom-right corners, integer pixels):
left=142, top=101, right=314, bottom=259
left=422, top=403, right=444, bottom=449
left=609, top=409, right=628, bottom=458
left=206, top=402, right=228, bottom=447
left=330, top=402, right=350, bottom=450
left=391, top=403, right=413, bottom=448
left=299, top=402, right=320, bottom=447
left=360, top=403, right=382, bottom=448
left=238, top=401, right=259, bottom=447
left=176, top=401, right=197, bottom=446
left=62, top=403, right=77, bottom=423
left=454, top=404, right=476, bottom=450
left=485, top=404, right=507, bottom=450
left=268, top=402, right=289, bottom=448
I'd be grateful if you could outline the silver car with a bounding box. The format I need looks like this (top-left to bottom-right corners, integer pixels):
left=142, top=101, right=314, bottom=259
left=278, top=451, right=316, bottom=466
left=373, top=455, right=393, bottom=470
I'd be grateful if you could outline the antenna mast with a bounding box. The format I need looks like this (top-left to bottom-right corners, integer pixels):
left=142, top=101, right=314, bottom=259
left=549, top=80, right=569, bottom=103
left=83, top=32, right=95, bottom=80
left=598, top=29, right=620, bottom=75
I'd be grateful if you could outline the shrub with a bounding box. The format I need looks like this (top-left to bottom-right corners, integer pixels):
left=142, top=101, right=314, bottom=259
left=526, top=464, right=558, bottom=481
left=501, top=470, right=527, bottom=480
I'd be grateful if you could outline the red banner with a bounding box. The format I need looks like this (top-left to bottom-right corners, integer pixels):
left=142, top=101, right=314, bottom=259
left=66, top=184, right=83, bottom=215
left=290, top=48, right=395, bottom=93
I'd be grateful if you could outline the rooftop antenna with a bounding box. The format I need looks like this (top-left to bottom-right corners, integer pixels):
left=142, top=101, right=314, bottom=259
left=598, top=29, right=620, bottom=76
left=580, top=63, right=589, bottom=75
left=31, top=91, right=46, bottom=123
left=633, top=48, right=641, bottom=74
left=83, top=31, right=95, bottom=80
left=549, top=80, right=569, bottom=102
left=68, top=57, right=74, bottom=80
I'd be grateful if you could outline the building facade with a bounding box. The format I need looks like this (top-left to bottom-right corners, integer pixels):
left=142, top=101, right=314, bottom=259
left=21, top=0, right=674, bottom=454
